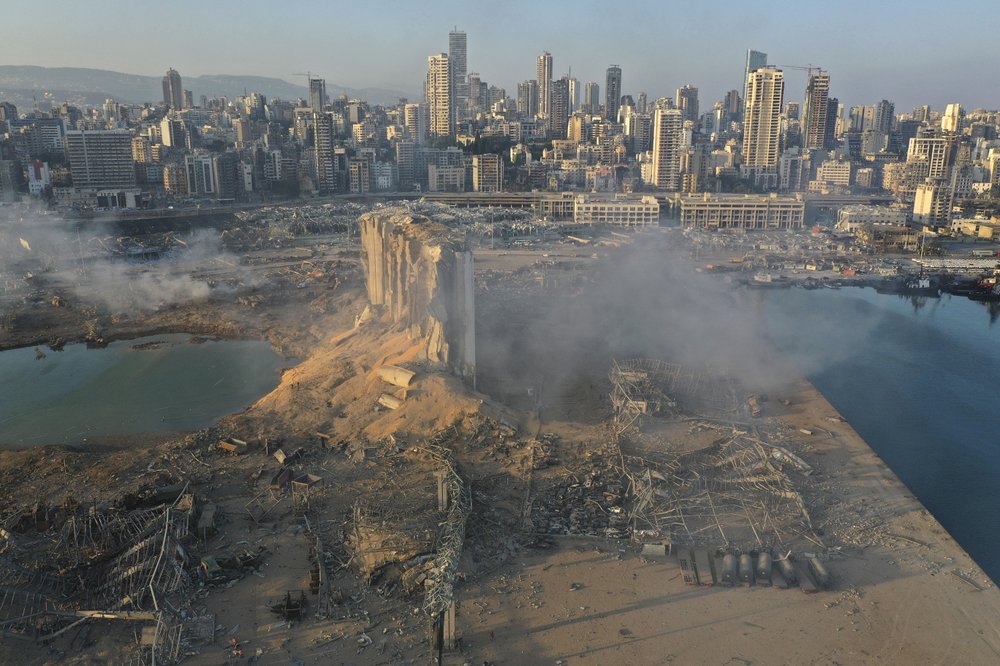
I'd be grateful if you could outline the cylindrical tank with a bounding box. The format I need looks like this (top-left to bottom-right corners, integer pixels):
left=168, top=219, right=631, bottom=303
left=721, top=553, right=738, bottom=586
left=808, top=557, right=831, bottom=589
left=738, top=553, right=754, bottom=585
left=756, top=552, right=773, bottom=585
left=777, top=557, right=797, bottom=585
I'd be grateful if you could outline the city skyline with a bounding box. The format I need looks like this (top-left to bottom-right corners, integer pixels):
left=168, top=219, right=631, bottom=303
left=3, top=0, right=1000, bottom=112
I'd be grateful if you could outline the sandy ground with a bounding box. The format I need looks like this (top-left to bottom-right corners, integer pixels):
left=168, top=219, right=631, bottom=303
left=450, top=381, right=1000, bottom=666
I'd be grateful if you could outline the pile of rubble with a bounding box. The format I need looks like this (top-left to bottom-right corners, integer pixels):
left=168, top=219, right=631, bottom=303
left=530, top=448, right=630, bottom=539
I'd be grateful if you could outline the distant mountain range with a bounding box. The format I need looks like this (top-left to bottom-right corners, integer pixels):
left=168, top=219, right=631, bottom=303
left=0, top=65, right=414, bottom=109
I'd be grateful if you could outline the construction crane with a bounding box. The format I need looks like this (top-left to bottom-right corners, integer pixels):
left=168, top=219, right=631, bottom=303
left=775, top=64, right=825, bottom=78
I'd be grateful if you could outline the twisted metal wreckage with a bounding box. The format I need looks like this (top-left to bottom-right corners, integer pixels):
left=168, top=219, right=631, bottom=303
left=0, top=486, right=197, bottom=664
left=609, top=358, right=821, bottom=555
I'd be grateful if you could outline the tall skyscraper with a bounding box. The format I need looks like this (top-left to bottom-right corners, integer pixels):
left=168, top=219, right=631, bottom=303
left=426, top=53, right=454, bottom=137
left=651, top=106, right=682, bottom=190
left=567, top=77, right=580, bottom=113
left=802, top=70, right=830, bottom=151
left=742, top=66, right=784, bottom=168
left=313, top=112, right=337, bottom=193
left=536, top=52, right=553, bottom=119
left=676, top=85, right=699, bottom=123
left=605, top=65, right=622, bottom=121
left=743, top=50, right=767, bottom=114
left=162, top=68, right=183, bottom=110
left=517, top=80, right=538, bottom=117
left=309, top=78, right=326, bottom=114
left=584, top=82, right=600, bottom=114
left=448, top=30, right=468, bottom=121
left=551, top=78, right=570, bottom=140
left=825, top=97, right=840, bottom=150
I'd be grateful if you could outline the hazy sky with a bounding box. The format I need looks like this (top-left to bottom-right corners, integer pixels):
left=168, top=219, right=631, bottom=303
left=5, top=0, right=999, bottom=111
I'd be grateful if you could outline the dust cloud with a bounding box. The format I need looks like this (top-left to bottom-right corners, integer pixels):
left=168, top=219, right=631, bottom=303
left=1, top=216, right=244, bottom=313
left=476, top=230, right=886, bottom=416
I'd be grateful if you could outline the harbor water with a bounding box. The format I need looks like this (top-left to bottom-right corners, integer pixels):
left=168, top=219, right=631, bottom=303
left=761, top=287, right=1000, bottom=583
left=0, top=333, right=286, bottom=449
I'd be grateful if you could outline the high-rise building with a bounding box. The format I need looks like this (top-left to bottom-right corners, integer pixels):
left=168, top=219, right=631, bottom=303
left=802, top=70, right=830, bottom=151
left=448, top=30, right=468, bottom=121
left=625, top=112, right=652, bottom=153
left=907, top=134, right=953, bottom=179
left=467, top=72, right=482, bottom=114
left=184, top=153, right=216, bottom=195
left=0, top=160, right=21, bottom=202
left=584, top=82, right=600, bottom=114
left=131, top=136, right=151, bottom=164
left=913, top=179, right=953, bottom=227
left=676, top=85, right=699, bottom=123
left=942, top=103, right=963, bottom=133
left=103, top=98, right=121, bottom=125
left=426, top=53, right=454, bottom=137
left=403, top=103, right=426, bottom=144
left=637, top=92, right=648, bottom=114
left=743, top=50, right=767, bottom=115
left=550, top=78, right=570, bottom=140
left=567, top=113, right=590, bottom=143
left=64, top=130, right=136, bottom=189
left=182, top=90, right=193, bottom=109
left=605, top=65, right=622, bottom=121
left=396, top=140, right=416, bottom=190
left=723, top=90, right=741, bottom=120
left=536, top=52, right=553, bottom=119
left=849, top=105, right=870, bottom=132
left=162, top=68, right=183, bottom=110
left=742, top=67, right=784, bottom=168
left=651, top=107, right=682, bottom=190
left=567, top=77, right=580, bottom=113
left=472, top=153, right=503, bottom=192
left=0, top=102, right=17, bottom=122
left=309, top=78, right=326, bottom=114
left=212, top=152, right=239, bottom=199
left=313, top=111, right=337, bottom=193
left=159, top=116, right=187, bottom=148
left=517, top=80, right=538, bottom=117
left=873, top=100, right=895, bottom=136
left=825, top=98, right=840, bottom=150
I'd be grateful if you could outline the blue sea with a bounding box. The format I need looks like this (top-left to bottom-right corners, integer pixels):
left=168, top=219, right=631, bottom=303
left=762, top=287, right=1000, bottom=583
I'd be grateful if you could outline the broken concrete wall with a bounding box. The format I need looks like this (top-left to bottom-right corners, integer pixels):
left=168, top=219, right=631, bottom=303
left=359, top=209, right=475, bottom=376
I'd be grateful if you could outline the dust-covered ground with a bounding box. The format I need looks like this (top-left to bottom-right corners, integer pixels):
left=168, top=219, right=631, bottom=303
left=0, top=212, right=996, bottom=666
